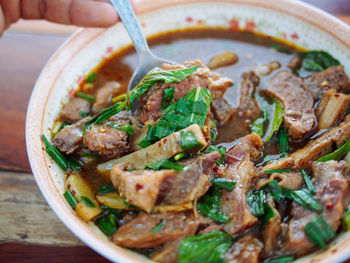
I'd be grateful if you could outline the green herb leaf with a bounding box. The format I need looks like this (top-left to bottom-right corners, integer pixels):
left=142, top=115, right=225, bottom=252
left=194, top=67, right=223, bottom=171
left=178, top=230, right=232, bottom=263
left=122, top=198, right=140, bottom=210
left=81, top=152, right=99, bottom=158
left=267, top=180, right=284, bottom=203
left=98, top=185, right=115, bottom=195
left=263, top=255, right=295, bottom=263
left=42, top=134, right=69, bottom=171
left=300, top=51, right=340, bottom=77
left=264, top=168, right=292, bottom=175
left=79, top=111, right=89, bottom=118
left=204, top=146, right=226, bottom=165
left=140, top=87, right=212, bottom=147
left=76, top=92, right=96, bottom=102
left=304, top=215, right=335, bottom=249
left=101, top=205, right=123, bottom=218
left=250, top=95, right=269, bottom=136
left=68, top=157, right=82, bottom=172
left=263, top=99, right=283, bottom=142
left=86, top=72, right=97, bottom=83
left=247, top=190, right=267, bottom=216
left=181, top=131, right=203, bottom=151
left=198, top=187, right=230, bottom=223
left=279, top=128, right=289, bottom=154
left=317, top=139, right=350, bottom=162
left=161, top=86, right=175, bottom=110
left=105, top=122, right=134, bottom=135
left=63, top=190, right=78, bottom=210
left=95, top=216, right=117, bottom=236
left=152, top=221, right=165, bottom=234
left=145, top=159, right=184, bottom=171
left=173, top=153, right=189, bottom=161
left=301, top=170, right=316, bottom=195
left=212, top=178, right=236, bottom=192
left=288, top=189, right=323, bottom=212
left=81, top=196, right=96, bottom=207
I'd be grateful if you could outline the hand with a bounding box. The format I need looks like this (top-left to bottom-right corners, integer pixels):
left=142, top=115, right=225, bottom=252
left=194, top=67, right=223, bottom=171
left=0, top=0, right=122, bottom=36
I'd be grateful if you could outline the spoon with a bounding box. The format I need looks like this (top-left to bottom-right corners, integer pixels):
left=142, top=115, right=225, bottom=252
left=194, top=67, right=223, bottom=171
left=109, top=0, right=175, bottom=92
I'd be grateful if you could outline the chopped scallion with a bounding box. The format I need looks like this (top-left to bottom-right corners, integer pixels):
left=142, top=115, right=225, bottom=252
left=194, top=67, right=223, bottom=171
left=152, top=221, right=165, bottom=234
left=289, top=189, right=323, bottom=212
left=81, top=196, right=96, bottom=207
left=279, top=128, right=289, bottom=154
left=304, top=215, right=335, bottom=249
left=145, top=159, right=184, bottom=171
left=95, top=216, right=117, bottom=236
left=317, top=139, right=350, bottom=162
left=267, top=180, right=284, bottom=203
left=212, top=178, right=236, bottom=192
left=105, top=122, right=134, bottom=135
left=42, top=134, right=69, bottom=171
left=264, top=168, right=292, bottom=175
left=98, top=185, right=115, bottom=195
left=63, top=190, right=78, bottom=210
left=86, top=72, right=97, bottom=83
left=301, top=170, right=316, bottom=195
left=76, top=92, right=96, bottom=102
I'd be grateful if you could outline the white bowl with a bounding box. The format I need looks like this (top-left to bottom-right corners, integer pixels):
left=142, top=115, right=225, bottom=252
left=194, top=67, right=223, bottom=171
left=26, top=0, right=350, bottom=262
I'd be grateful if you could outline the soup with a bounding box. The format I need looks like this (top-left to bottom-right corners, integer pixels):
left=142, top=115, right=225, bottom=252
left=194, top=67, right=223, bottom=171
left=43, top=28, right=350, bottom=262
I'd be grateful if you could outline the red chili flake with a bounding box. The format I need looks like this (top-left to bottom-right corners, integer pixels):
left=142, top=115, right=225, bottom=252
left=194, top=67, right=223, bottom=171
left=106, top=46, right=113, bottom=54
left=164, top=138, right=168, bottom=143
left=197, top=19, right=204, bottom=25
left=126, top=100, right=130, bottom=107
left=229, top=18, right=239, bottom=31
left=158, top=142, right=162, bottom=147
left=77, top=75, right=84, bottom=85
left=291, top=32, right=299, bottom=40
left=282, top=33, right=287, bottom=39
left=245, top=21, right=256, bottom=32
left=68, top=87, right=78, bottom=98
left=186, top=16, right=193, bottom=23
left=135, top=184, right=144, bottom=191
left=213, top=166, right=219, bottom=173
left=71, top=190, right=76, bottom=195
left=335, top=93, right=340, bottom=98
left=326, top=203, right=334, bottom=209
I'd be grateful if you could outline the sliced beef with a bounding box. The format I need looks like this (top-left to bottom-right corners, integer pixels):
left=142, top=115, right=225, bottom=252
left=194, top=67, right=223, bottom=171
left=110, top=152, right=220, bottom=212
left=112, top=212, right=199, bottom=249
left=265, top=71, right=315, bottom=140
left=315, top=88, right=350, bottom=130
left=256, top=172, right=303, bottom=191
left=52, top=117, right=89, bottom=154
left=263, top=115, right=350, bottom=171
left=150, top=238, right=182, bottom=263
left=138, top=59, right=232, bottom=124
left=282, top=160, right=349, bottom=256
left=262, top=199, right=281, bottom=255
left=224, top=234, right=263, bottom=263
left=211, top=98, right=234, bottom=124
left=60, top=97, right=91, bottom=124
left=216, top=71, right=261, bottom=143
left=222, top=133, right=263, bottom=235
left=92, top=81, right=122, bottom=114
left=304, top=65, right=350, bottom=100
left=83, top=111, right=130, bottom=159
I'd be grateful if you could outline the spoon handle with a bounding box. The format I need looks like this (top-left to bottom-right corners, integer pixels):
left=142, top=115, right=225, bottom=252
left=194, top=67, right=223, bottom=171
left=110, top=0, right=150, bottom=54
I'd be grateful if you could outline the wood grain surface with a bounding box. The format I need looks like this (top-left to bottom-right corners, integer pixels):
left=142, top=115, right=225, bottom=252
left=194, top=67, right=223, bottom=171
left=0, top=1, right=349, bottom=262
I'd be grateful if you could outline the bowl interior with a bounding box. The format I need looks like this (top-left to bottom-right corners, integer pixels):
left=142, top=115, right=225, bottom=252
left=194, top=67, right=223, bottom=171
left=26, top=0, right=350, bottom=262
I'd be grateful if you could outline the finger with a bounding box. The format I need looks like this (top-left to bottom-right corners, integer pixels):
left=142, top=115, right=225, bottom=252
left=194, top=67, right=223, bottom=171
left=21, top=0, right=119, bottom=27
left=0, top=0, right=21, bottom=28
left=0, top=4, right=5, bottom=36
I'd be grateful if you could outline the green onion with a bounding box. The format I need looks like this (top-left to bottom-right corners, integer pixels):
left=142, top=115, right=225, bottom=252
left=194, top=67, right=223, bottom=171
left=181, top=131, right=202, bottom=151
left=267, top=180, right=284, bottom=203
left=95, top=216, right=117, bottom=236
left=301, top=170, right=316, bottom=195
left=81, top=152, right=99, bottom=158
left=152, top=221, right=165, bottom=234
left=204, top=146, right=226, bottom=165
left=288, top=189, right=323, bottom=212
left=79, top=111, right=89, bottom=117
left=161, top=86, right=175, bottom=110
left=122, top=198, right=140, bottom=210
left=98, top=185, right=115, bottom=195
left=51, top=121, right=68, bottom=139
left=264, top=168, right=292, bottom=175
left=279, top=128, right=289, bottom=154
left=261, top=153, right=287, bottom=164
left=63, top=190, right=78, bottom=210
left=101, top=205, right=123, bottom=218
left=42, top=134, right=69, bottom=171
left=247, top=190, right=266, bottom=216
left=145, top=159, right=184, bottom=171
left=80, top=196, right=96, bottom=207
left=105, top=122, right=134, bottom=135
left=173, top=153, right=189, bottom=161
left=68, top=157, right=82, bottom=172
left=304, top=215, right=335, bottom=249
left=263, top=203, right=275, bottom=225
left=263, top=256, right=295, bottom=263
left=138, top=124, right=156, bottom=148
left=86, top=72, right=97, bottom=83
left=212, top=178, right=236, bottom=192
left=76, top=92, right=96, bottom=102
left=317, top=139, right=350, bottom=162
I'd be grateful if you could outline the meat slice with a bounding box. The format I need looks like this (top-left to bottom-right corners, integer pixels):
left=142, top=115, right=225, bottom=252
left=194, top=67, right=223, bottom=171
left=282, top=160, right=349, bottom=256
left=304, top=65, right=350, bottom=100
left=211, top=98, right=234, bottom=124
left=256, top=172, right=303, bottom=191
left=138, top=59, right=232, bottom=124
left=92, top=81, right=122, bottom=114
left=216, top=71, right=261, bottom=143
left=150, top=238, right=183, bottom=263
left=265, top=71, right=315, bottom=140
left=60, top=97, right=91, bottom=124
left=224, top=234, right=263, bottom=263
left=264, top=115, right=350, bottom=171
left=110, top=152, right=220, bottom=212
left=262, top=199, right=281, bottom=255
left=315, top=88, right=350, bottom=130
left=52, top=117, right=89, bottom=154
left=83, top=111, right=130, bottom=159
left=112, top=212, right=199, bottom=249
left=222, top=133, right=263, bottom=235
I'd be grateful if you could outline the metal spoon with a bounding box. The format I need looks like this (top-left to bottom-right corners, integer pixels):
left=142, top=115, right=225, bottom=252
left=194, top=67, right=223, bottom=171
left=109, top=0, right=175, bottom=92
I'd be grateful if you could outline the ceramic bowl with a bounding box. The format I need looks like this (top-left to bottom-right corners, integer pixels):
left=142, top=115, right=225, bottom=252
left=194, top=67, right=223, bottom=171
left=26, top=0, right=350, bottom=262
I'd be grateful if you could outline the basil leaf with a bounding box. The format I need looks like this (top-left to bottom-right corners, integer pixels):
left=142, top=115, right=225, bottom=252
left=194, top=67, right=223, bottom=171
left=317, top=139, right=350, bottom=162
left=212, top=178, right=236, bottom=192
left=204, top=146, right=226, bottom=165
left=161, top=86, right=175, bottom=110
left=287, top=189, right=323, bottom=212
left=267, top=180, right=284, bottom=203
left=105, top=122, right=134, bottom=135
left=145, top=159, right=184, bottom=171
left=181, top=131, right=202, bottom=151
left=263, top=98, right=283, bottom=142
left=250, top=95, right=269, bottom=136
left=95, top=215, right=117, bottom=236
left=300, top=51, right=340, bottom=77
left=178, top=230, right=232, bottom=263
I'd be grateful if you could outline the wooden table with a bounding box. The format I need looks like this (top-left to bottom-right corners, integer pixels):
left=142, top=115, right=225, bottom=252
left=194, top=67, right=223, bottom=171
left=0, top=1, right=349, bottom=262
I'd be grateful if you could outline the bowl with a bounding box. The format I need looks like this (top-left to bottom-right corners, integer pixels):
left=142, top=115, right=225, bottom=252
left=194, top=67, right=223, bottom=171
left=26, top=0, right=350, bottom=262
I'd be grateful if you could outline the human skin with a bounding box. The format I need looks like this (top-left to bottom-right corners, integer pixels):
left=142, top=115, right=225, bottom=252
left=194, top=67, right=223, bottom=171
left=0, top=0, right=126, bottom=36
